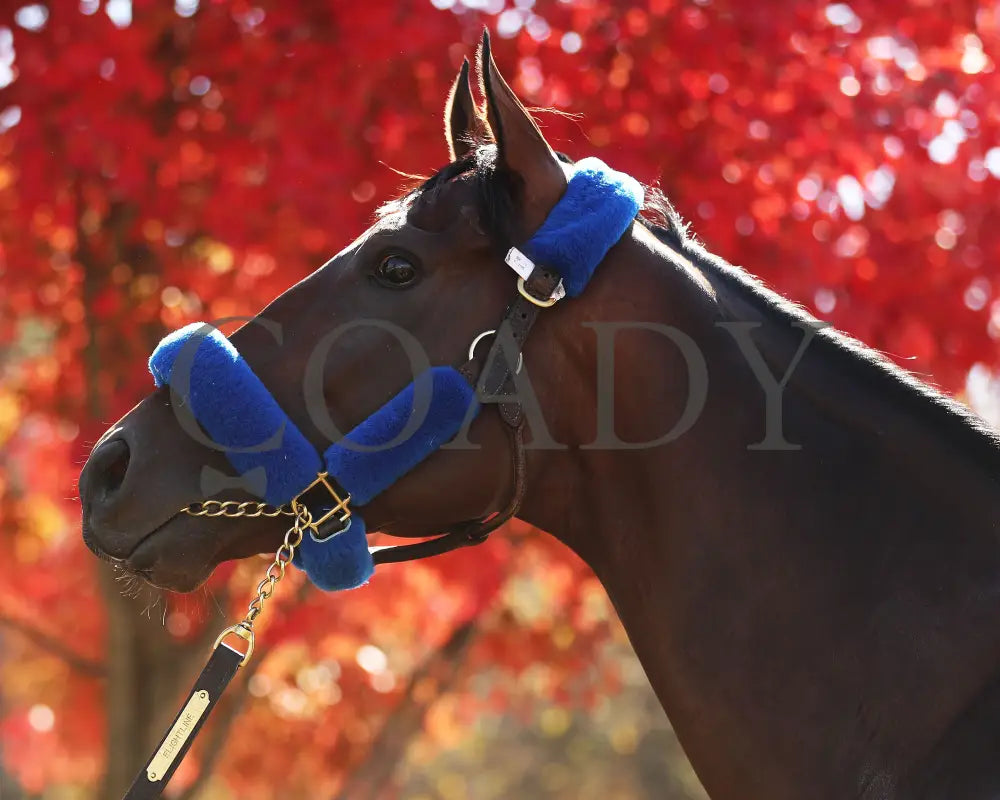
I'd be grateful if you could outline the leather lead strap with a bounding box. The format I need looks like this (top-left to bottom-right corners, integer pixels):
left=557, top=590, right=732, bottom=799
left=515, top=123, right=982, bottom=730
left=122, top=644, right=244, bottom=800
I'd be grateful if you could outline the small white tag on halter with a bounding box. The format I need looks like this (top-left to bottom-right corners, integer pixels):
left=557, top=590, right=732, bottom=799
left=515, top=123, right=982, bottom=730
left=505, top=247, right=535, bottom=280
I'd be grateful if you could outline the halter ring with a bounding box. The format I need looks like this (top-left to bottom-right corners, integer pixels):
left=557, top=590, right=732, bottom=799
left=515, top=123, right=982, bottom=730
left=468, top=329, right=523, bottom=374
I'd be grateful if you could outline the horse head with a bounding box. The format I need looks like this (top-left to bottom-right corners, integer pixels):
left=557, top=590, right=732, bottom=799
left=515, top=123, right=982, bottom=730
left=78, top=32, right=627, bottom=592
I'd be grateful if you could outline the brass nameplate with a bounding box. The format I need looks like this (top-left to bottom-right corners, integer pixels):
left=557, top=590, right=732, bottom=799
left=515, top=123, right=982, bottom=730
left=146, top=689, right=210, bottom=782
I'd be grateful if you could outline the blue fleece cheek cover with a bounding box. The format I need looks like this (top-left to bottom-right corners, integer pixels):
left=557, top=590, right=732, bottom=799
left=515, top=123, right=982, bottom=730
left=148, top=324, right=478, bottom=591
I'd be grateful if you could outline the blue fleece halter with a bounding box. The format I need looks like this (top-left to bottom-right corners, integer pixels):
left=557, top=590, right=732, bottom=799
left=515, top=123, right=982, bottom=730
left=148, top=156, right=642, bottom=591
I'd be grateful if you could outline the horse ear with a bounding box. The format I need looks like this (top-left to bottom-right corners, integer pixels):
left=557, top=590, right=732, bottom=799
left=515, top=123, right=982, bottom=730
left=444, top=58, right=480, bottom=161
left=478, top=29, right=566, bottom=233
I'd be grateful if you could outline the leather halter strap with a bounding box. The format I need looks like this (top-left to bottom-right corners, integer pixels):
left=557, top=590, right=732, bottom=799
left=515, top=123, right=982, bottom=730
left=365, top=264, right=562, bottom=565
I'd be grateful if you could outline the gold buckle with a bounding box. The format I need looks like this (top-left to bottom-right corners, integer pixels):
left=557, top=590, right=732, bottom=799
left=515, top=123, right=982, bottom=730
left=214, top=622, right=255, bottom=666
left=517, top=276, right=560, bottom=308
left=291, top=471, right=351, bottom=532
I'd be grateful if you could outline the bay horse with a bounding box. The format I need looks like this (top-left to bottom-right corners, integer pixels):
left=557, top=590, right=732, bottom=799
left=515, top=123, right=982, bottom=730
left=79, top=33, right=1000, bottom=800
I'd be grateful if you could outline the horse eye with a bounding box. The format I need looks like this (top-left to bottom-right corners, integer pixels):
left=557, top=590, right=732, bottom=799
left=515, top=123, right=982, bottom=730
left=375, top=255, right=418, bottom=288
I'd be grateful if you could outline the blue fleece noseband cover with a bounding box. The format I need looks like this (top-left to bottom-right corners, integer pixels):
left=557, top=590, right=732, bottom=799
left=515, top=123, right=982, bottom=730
left=148, top=156, right=640, bottom=591
left=150, top=324, right=477, bottom=590
left=149, top=325, right=323, bottom=506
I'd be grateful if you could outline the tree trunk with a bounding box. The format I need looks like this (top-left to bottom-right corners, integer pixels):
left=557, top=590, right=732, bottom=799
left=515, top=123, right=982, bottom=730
left=332, top=621, right=477, bottom=800
left=97, top=570, right=199, bottom=798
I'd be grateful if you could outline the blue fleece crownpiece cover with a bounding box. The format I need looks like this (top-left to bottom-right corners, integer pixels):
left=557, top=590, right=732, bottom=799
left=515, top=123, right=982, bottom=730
left=524, top=156, right=644, bottom=297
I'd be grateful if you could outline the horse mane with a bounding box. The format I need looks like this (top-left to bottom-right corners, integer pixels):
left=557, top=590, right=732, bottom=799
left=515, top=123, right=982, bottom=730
left=659, top=205, right=1000, bottom=476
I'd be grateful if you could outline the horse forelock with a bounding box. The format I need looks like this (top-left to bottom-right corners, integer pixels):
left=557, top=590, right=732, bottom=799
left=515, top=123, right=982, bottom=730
left=375, top=143, right=692, bottom=279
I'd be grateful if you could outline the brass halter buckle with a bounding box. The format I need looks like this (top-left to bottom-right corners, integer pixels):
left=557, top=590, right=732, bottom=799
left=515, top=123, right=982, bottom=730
left=291, top=471, right=351, bottom=533
left=516, top=276, right=562, bottom=307
left=506, top=247, right=565, bottom=307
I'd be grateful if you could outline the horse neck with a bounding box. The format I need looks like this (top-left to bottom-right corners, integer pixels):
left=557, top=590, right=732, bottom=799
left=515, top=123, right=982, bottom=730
left=515, top=223, right=1000, bottom=799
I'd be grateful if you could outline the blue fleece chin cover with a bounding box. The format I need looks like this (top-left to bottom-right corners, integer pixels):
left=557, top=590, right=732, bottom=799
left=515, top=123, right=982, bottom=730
left=524, top=156, right=644, bottom=297
left=292, top=515, right=372, bottom=592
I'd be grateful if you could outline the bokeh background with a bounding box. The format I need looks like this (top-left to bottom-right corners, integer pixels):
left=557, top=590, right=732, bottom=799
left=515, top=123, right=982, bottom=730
left=1, top=0, right=999, bottom=797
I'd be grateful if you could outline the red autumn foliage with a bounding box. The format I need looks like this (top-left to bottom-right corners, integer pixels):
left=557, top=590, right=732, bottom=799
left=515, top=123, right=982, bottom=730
left=0, top=0, right=998, bottom=796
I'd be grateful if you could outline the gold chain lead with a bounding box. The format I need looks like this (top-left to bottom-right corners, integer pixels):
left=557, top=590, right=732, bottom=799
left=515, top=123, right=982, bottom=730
left=189, top=500, right=315, bottom=666
left=185, top=500, right=295, bottom=519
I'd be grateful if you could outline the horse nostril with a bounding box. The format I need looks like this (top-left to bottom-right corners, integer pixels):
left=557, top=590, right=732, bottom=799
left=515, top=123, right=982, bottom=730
left=91, top=438, right=131, bottom=497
